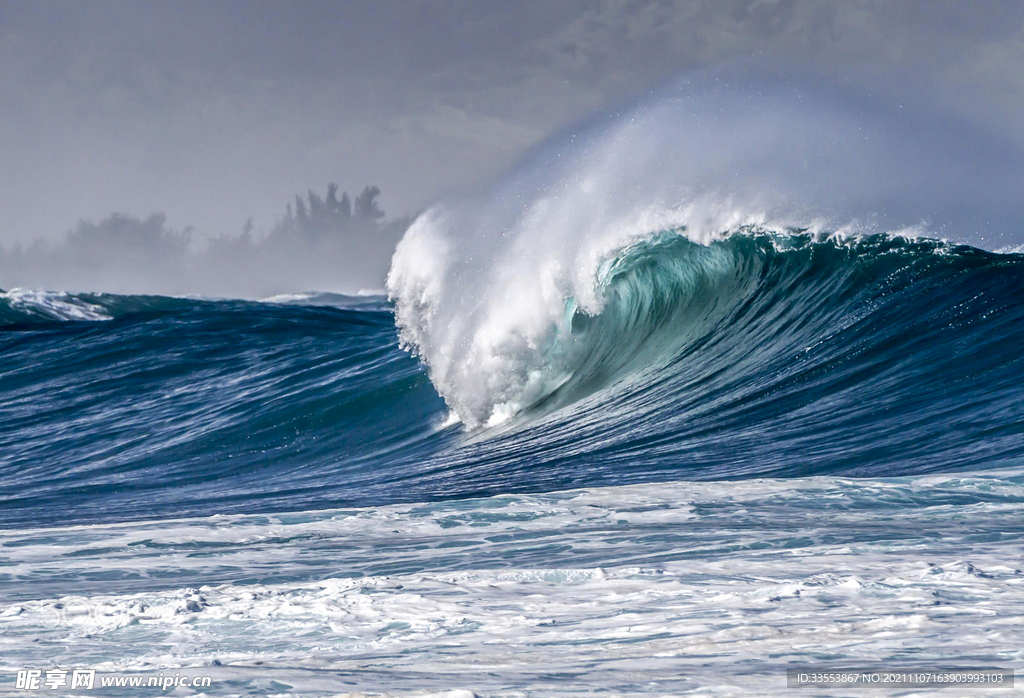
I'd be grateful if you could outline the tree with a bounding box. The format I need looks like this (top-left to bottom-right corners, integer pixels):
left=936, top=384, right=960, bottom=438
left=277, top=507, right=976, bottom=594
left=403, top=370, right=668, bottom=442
left=354, top=185, right=384, bottom=224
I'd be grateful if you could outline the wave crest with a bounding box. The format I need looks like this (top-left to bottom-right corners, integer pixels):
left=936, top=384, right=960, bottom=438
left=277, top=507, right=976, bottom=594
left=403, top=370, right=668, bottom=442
left=0, top=288, right=114, bottom=323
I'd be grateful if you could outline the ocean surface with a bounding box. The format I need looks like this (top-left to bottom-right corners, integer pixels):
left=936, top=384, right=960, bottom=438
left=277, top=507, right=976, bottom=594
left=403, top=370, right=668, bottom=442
left=2, top=229, right=1024, bottom=695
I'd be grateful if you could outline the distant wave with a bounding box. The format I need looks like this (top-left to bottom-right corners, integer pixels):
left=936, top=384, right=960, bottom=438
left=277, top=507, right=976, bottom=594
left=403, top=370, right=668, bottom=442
left=0, top=288, right=389, bottom=326
left=0, top=288, right=116, bottom=323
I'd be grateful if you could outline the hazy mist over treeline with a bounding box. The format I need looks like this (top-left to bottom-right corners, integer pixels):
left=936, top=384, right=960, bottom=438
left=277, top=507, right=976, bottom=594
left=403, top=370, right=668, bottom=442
left=2, top=1, right=1023, bottom=297
left=0, top=185, right=409, bottom=297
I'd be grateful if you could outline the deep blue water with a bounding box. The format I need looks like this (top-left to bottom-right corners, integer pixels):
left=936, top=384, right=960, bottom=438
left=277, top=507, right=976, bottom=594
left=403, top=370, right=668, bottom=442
left=2, top=231, right=1024, bottom=529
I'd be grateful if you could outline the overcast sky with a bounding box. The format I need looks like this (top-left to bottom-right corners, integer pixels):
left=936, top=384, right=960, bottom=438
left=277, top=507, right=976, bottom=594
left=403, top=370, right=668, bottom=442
left=1, top=0, right=1022, bottom=244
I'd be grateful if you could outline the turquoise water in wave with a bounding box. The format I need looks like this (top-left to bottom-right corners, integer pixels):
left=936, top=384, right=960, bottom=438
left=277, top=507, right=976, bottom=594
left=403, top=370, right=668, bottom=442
left=2, top=230, right=1024, bottom=695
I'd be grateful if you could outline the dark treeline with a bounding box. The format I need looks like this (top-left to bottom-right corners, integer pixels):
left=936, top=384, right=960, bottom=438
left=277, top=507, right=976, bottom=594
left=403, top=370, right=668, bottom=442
left=0, top=184, right=410, bottom=297
left=279, top=184, right=385, bottom=239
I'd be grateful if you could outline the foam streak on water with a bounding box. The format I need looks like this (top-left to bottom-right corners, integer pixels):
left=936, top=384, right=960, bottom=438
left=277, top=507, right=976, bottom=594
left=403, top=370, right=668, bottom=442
left=2, top=473, right=1023, bottom=696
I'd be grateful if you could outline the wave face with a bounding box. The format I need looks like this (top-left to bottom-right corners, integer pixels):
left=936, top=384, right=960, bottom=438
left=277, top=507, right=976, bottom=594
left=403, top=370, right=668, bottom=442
left=3, top=230, right=1024, bottom=528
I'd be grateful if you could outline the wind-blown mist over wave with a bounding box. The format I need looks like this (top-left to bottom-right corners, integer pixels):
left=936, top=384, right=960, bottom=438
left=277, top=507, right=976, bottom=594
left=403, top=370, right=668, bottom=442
left=387, top=76, right=1024, bottom=428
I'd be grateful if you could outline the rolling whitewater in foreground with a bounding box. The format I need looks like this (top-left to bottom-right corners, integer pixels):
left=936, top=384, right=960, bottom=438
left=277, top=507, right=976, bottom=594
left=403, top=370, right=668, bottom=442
left=2, top=78, right=1024, bottom=695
